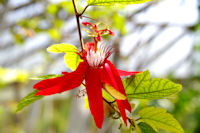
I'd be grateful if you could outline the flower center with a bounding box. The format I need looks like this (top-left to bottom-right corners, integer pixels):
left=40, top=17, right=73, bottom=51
left=86, top=44, right=113, bottom=68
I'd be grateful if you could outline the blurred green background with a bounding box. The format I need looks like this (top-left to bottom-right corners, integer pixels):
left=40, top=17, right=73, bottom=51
left=0, top=0, right=200, bottom=133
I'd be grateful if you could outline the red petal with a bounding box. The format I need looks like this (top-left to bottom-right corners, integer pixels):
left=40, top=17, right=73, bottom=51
left=34, top=62, right=88, bottom=96
left=33, top=76, right=65, bottom=90
left=62, top=72, right=69, bottom=75
left=85, top=68, right=104, bottom=128
left=103, top=61, right=125, bottom=95
left=118, top=69, right=141, bottom=76
left=103, top=60, right=131, bottom=125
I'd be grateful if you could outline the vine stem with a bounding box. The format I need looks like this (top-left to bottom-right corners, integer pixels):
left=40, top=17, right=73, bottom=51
left=81, top=83, right=136, bottom=127
left=72, top=0, right=84, bottom=51
left=79, top=5, right=89, bottom=17
left=103, top=98, right=136, bottom=127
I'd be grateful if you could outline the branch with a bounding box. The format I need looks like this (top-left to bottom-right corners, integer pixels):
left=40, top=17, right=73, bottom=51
left=72, top=0, right=84, bottom=51
left=79, top=5, right=89, bottom=17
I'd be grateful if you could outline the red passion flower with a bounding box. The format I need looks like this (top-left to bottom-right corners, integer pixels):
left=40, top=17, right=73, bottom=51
left=33, top=42, right=140, bottom=128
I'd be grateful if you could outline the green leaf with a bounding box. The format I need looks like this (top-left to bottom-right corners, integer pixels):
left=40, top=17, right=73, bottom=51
left=87, top=0, right=151, bottom=6
left=47, top=43, right=83, bottom=70
left=138, top=122, right=157, bottom=133
left=16, top=90, right=43, bottom=112
left=64, top=52, right=83, bottom=71
left=123, top=70, right=182, bottom=99
left=139, top=106, right=184, bottom=133
left=47, top=43, right=78, bottom=53
left=30, top=74, right=62, bottom=80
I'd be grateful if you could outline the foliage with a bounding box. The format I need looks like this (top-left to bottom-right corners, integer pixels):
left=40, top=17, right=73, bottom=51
left=87, top=0, right=152, bottom=6
left=138, top=122, right=156, bottom=133
left=47, top=43, right=83, bottom=70
left=16, top=90, right=43, bottom=112
left=123, top=70, right=182, bottom=99
left=138, top=106, right=184, bottom=133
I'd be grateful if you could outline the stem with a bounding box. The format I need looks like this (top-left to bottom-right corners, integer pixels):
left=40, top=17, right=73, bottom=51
left=72, top=0, right=84, bottom=51
left=79, top=5, right=89, bottom=17
left=103, top=98, right=135, bottom=127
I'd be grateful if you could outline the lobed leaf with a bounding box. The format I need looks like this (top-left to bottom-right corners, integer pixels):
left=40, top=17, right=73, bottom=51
left=123, top=70, right=182, bottom=99
left=87, top=0, right=151, bottom=6
left=16, top=90, right=43, bottom=112
left=139, top=106, right=184, bottom=133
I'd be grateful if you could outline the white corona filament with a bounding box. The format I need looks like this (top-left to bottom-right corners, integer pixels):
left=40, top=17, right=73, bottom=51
left=86, top=44, right=113, bottom=68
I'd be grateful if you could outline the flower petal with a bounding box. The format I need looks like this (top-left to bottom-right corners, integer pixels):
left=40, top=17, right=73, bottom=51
left=34, top=62, right=88, bottom=96
left=33, top=75, right=65, bottom=90
left=118, top=69, right=141, bottom=76
left=103, top=60, right=131, bottom=125
left=85, top=68, right=104, bottom=128
left=103, top=61, right=125, bottom=95
left=104, top=84, right=126, bottom=100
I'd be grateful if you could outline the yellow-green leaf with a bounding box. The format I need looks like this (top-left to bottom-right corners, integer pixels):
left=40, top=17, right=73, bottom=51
left=104, top=84, right=126, bottom=100
left=64, top=52, right=83, bottom=71
left=16, top=90, right=43, bottom=112
left=139, top=106, right=184, bottom=133
left=47, top=43, right=83, bottom=70
left=123, top=70, right=182, bottom=99
left=87, top=0, right=151, bottom=6
left=47, top=43, right=78, bottom=53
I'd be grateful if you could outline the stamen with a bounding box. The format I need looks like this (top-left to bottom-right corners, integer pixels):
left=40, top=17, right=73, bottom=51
left=86, top=43, right=113, bottom=68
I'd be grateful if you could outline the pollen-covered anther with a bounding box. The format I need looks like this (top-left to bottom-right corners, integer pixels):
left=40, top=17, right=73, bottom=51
left=86, top=44, right=113, bottom=68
